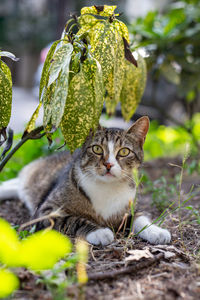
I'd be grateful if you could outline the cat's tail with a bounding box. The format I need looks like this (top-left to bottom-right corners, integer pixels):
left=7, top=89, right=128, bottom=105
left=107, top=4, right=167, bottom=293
left=0, top=178, right=19, bottom=201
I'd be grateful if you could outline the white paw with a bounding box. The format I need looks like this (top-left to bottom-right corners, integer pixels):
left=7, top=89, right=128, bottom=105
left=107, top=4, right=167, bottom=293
left=86, top=228, right=114, bottom=246
left=139, top=225, right=171, bottom=245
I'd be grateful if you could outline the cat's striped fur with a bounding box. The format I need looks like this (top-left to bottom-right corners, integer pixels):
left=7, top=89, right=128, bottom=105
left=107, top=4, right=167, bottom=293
left=0, top=117, right=171, bottom=246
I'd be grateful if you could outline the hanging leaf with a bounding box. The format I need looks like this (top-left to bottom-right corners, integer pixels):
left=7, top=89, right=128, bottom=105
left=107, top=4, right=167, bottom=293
left=89, top=22, right=116, bottom=84
left=0, top=62, right=12, bottom=132
left=105, top=31, right=125, bottom=114
left=0, top=51, right=19, bottom=61
left=77, top=15, right=99, bottom=37
left=60, top=57, right=104, bottom=152
left=43, top=43, right=73, bottom=129
left=23, top=102, right=42, bottom=137
left=121, top=55, right=147, bottom=121
left=81, top=5, right=117, bottom=17
left=48, top=43, right=73, bottom=87
left=39, top=40, right=61, bottom=100
left=93, top=60, right=104, bottom=124
left=0, top=61, right=12, bottom=83
left=113, top=20, right=130, bottom=43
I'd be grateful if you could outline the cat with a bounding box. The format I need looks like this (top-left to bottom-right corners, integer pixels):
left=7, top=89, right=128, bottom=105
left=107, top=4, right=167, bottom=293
left=0, top=116, right=171, bottom=246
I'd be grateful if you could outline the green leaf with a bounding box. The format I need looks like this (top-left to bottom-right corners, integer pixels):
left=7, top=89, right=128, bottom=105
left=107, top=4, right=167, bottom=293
left=0, top=63, right=12, bottom=131
left=23, top=102, right=42, bottom=135
left=0, top=61, right=12, bottom=83
left=81, top=5, right=117, bottom=17
left=77, top=14, right=99, bottom=37
left=89, top=22, right=116, bottom=83
left=43, top=43, right=73, bottom=129
left=42, top=82, right=56, bottom=128
left=113, top=19, right=130, bottom=43
left=48, top=43, right=73, bottom=87
left=0, top=269, right=19, bottom=298
left=20, top=230, right=72, bottom=271
left=0, top=51, right=19, bottom=61
left=39, top=40, right=60, bottom=100
left=105, top=31, right=125, bottom=114
left=0, top=218, right=21, bottom=267
left=121, top=55, right=147, bottom=121
left=89, top=21, right=125, bottom=115
left=61, top=57, right=104, bottom=152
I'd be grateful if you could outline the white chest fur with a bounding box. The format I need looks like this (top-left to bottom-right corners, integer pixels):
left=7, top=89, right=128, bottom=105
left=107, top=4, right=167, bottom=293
left=78, top=169, right=136, bottom=220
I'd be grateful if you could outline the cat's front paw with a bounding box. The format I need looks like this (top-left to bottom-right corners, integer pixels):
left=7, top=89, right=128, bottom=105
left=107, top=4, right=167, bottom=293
left=86, top=228, right=114, bottom=246
left=139, top=225, right=171, bottom=245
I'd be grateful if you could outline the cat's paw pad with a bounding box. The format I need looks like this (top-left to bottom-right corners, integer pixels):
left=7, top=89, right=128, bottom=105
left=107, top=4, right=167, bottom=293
left=86, top=228, right=114, bottom=246
left=143, top=225, right=171, bottom=245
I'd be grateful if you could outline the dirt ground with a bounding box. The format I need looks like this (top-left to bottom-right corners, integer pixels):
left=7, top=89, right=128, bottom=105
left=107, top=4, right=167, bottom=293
left=0, top=157, right=199, bottom=300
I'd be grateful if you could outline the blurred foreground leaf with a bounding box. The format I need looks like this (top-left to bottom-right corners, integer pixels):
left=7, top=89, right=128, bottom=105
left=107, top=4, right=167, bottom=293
left=0, top=269, right=19, bottom=298
left=0, top=218, right=21, bottom=267
left=20, top=230, right=72, bottom=271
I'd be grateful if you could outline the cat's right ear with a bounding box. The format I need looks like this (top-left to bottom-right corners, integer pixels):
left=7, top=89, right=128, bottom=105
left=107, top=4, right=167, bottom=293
left=126, top=116, right=150, bottom=146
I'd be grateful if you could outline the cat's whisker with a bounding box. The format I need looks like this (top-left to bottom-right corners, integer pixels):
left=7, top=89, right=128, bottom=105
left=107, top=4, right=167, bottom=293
left=121, top=170, right=135, bottom=183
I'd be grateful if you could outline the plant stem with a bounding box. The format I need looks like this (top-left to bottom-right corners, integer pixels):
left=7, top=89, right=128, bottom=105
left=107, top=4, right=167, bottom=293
left=0, top=126, right=44, bottom=172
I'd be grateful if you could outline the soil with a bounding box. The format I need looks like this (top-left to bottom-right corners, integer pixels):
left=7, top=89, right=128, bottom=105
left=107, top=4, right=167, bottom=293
left=0, top=157, right=199, bottom=300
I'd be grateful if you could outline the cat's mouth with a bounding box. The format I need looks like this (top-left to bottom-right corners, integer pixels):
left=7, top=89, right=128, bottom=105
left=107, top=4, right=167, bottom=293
left=105, top=172, right=114, bottom=177
left=104, top=170, right=115, bottom=177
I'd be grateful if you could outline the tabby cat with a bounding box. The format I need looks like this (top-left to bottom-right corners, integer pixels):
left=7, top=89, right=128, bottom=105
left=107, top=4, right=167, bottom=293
left=0, top=116, right=171, bottom=246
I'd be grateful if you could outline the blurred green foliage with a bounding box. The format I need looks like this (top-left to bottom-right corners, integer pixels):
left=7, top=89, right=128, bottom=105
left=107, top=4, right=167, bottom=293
left=144, top=113, right=200, bottom=160
left=130, top=0, right=200, bottom=118
left=0, top=218, right=89, bottom=298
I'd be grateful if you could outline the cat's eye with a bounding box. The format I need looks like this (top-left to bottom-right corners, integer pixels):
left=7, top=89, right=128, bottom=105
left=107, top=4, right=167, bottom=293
left=92, top=145, right=103, bottom=155
left=118, top=147, right=130, bottom=157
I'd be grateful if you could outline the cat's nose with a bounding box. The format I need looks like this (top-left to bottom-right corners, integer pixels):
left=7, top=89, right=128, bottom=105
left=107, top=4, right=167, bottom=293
left=103, top=162, right=114, bottom=171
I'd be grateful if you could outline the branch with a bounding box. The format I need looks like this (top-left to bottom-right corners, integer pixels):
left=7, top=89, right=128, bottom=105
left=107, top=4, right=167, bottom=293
left=87, top=253, right=164, bottom=281
left=0, top=126, right=44, bottom=172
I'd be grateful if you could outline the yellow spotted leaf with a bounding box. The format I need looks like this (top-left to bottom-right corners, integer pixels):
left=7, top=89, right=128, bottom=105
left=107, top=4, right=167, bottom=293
left=89, top=22, right=116, bottom=83
left=121, top=55, right=147, bottom=121
left=23, top=102, right=42, bottom=135
left=113, top=19, right=130, bottom=43
left=81, top=5, right=117, bottom=17
left=42, top=43, right=73, bottom=129
left=102, top=28, right=125, bottom=114
left=0, top=62, right=12, bottom=131
left=61, top=57, right=104, bottom=152
left=48, top=43, right=73, bottom=87
left=39, top=40, right=61, bottom=100
left=77, top=14, right=99, bottom=36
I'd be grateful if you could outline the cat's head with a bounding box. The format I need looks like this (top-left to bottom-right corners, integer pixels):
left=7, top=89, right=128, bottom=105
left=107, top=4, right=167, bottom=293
left=80, top=116, right=149, bottom=183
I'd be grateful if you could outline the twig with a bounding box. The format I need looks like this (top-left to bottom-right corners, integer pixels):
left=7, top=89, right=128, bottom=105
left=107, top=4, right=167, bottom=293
left=18, top=209, right=62, bottom=231
left=90, top=245, right=97, bottom=262
left=87, top=253, right=164, bottom=281
left=0, top=126, right=44, bottom=172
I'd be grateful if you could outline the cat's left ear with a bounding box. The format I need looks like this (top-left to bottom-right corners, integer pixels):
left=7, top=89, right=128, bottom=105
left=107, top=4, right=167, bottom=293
left=127, top=116, right=150, bottom=146
left=97, top=123, right=103, bottom=131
